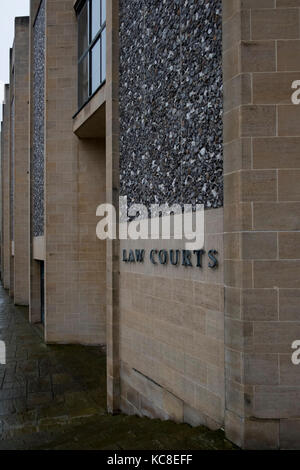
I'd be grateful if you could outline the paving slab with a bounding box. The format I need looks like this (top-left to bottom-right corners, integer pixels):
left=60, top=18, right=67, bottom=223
left=0, top=284, right=236, bottom=450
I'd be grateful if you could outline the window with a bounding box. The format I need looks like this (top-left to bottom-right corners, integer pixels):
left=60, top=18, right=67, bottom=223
left=77, top=0, right=106, bottom=108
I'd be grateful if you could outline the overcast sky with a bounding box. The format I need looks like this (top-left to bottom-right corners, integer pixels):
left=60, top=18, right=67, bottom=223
left=0, top=0, right=30, bottom=121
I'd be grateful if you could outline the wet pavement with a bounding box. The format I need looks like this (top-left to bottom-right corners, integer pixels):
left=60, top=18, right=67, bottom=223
left=0, top=283, right=236, bottom=450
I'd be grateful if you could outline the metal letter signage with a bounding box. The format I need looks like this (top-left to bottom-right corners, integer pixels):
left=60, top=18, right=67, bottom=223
left=122, top=248, right=219, bottom=269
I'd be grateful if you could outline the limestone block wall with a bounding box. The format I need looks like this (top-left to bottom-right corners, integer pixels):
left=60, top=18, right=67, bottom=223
left=223, top=0, right=300, bottom=450
left=105, top=0, right=121, bottom=413
left=13, top=17, right=30, bottom=306
left=43, top=0, right=106, bottom=345
left=117, top=0, right=224, bottom=426
left=1, top=86, right=10, bottom=290
left=29, top=0, right=48, bottom=324
left=9, top=55, right=14, bottom=299
left=119, top=210, right=225, bottom=428
left=10, top=97, right=14, bottom=246
left=77, top=138, right=106, bottom=343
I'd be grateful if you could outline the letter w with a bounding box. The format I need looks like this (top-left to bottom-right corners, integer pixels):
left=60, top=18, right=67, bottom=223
left=135, top=250, right=145, bottom=263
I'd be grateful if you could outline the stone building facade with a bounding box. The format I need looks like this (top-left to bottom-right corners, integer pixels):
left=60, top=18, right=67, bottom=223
left=1, top=18, right=30, bottom=305
left=1, top=0, right=300, bottom=449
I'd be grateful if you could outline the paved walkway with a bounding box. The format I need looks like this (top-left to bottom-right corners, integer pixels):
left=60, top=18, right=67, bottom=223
left=0, top=283, right=235, bottom=450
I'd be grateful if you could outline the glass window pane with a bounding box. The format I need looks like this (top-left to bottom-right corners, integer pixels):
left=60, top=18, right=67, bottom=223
left=101, top=28, right=106, bottom=82
left=101, top=0, right=106, bottom=24
left=78, top=2, right=88, bottom=58
left=78, top=54, right=89, bottom=107
left=91, top=39, right=100, bottom=94
left=91, top=0, right=101, bottom=39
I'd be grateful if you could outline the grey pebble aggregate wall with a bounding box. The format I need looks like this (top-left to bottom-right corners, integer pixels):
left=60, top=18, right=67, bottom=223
left=32, top=0, right=45, bottom=237
left=119, top=0, right=223, bottom=210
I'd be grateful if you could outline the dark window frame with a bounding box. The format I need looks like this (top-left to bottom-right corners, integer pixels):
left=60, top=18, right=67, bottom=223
left=76, top=0, right=106, bottom=110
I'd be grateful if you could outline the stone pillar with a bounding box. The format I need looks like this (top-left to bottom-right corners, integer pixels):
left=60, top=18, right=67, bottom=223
left=223, top=0, right=300, bottom=449
left=106, top=0, right=120, bottom=413
left=13, top=17, right=30, bottom=306
left=29, top=0, right=45, bottom=324
left=42, top=0, right=107, bottom=344
left=1, top=85, right=10, bottom=290
left=9, top=49, right=14, bottom=299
